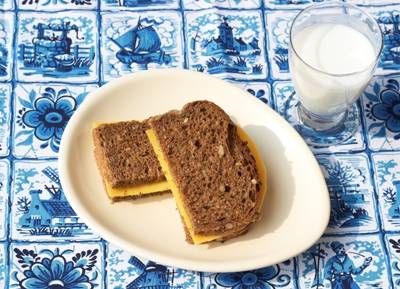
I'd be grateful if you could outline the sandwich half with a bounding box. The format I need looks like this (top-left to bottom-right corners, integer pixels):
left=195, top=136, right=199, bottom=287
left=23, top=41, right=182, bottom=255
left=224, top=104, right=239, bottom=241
left=146, top=101, right=267, bottom=244
left=93, top=120, right=169, bottom=201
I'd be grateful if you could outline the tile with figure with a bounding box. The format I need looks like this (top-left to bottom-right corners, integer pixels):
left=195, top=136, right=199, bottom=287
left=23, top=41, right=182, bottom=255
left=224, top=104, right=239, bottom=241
left=361, top=76, right=400, bottom=151
left=0, top=13, right=14, bottom=81
left=297, top=235, right=391, bottom=289
left=10, top=160, right=97, bottom=241
left=273, top=81, right=366, bottom=153
left=17, top=0, right=96, bottom=10
left=264, top=0, right=327, bottom=10
left=17, top=12, right=98, bottom=82
left=371, top=152, right=400, bottom=232
left=264, top=10, right=297, bottom=80
left=0, top=160, right=9, bottom=241
left=101, top=11, right=184, bottom=82
left=102, top=0, right=178, bottom=10
left=384, top=233, right=400, bottom=287
left=0, top=84, right=11, bottom=157
left=13, top=84, right=98, bottom=159
left=229, top=81, right=271, bottom=107
left=183, top=0, right=260, bottom=10
left=9, top=242, right=104, bottom=289
left=318, top=154, right=379, bottom=234
left=186, top=10, right=267, bottom=80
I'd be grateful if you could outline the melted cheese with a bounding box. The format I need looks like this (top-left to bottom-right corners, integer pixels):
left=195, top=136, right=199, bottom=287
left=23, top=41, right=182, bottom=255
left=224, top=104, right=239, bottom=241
left=105, top=180, right=170, bottom=198
left=146, top=127, right=267, bottom=244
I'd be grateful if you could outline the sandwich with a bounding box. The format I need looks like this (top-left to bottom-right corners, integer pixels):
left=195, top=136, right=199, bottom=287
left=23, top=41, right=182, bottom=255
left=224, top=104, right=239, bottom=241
left=92, top=120, right=169, bottom=201
left=146, top=101, right=267, bottom=244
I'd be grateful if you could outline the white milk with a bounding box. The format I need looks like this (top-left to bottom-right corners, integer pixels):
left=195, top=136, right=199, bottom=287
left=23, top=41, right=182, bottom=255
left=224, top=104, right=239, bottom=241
left=290, top=23, right=376, bottom=116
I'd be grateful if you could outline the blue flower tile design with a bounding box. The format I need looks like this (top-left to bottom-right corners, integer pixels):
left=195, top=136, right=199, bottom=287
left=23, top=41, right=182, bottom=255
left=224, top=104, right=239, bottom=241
left=264, top=0, right=327, bottom=10
left=186, top=10, right=267, bottom=80
left=17, top=0, right=96, bottom=10
left=10, top=160, right=97, bottom=241
left=318, top=154, right=379, bottom=234
left=0, top=243, right=6, bottom=289
left=0, top=13, right=14, bottom=81
left=183, top=0, right=260, bottom=10
left=229, top=81, right=271, bottom=107
left=17, top=12, right=98, bottom=82
left=101, top=12, right=184, bottom=82
left=273, top=81, right=366, bottom=153
left=264, top=10, right=297, bottom=80
left=370, top=152, right=400, bottom=231
left=0, top=84, right=12, bottom=157
left=361, top=76, right=400, bottom=151
left=10, top=242, right=104, bottom=289
left=0, top=160, right=9, bottom=241
left=385, top=234, right=400, bottom=287
left=297, top=235, right=390, bottom=289
left=13, top=84, right=97, bottom=158
left=102, top=0, right=178, bottom=10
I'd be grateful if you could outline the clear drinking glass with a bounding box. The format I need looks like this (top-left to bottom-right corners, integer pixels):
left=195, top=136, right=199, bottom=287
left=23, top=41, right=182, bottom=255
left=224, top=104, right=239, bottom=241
left=289, top=2, right=383, bottom=146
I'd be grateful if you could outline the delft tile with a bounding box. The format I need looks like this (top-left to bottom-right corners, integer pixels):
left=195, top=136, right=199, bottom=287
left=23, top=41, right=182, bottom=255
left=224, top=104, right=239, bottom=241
left=371, top=152, right=400, bottom=231
left=264, top=10, right=297, bottom=80
left=17, top=12, right=98, bottom=83
left=264, top=0, right=327, bottom=10
left=0, top=0, right=14, bottom=9
left=0, top=243, right=6, bottom=289
left=0, top=84, right=11, bottom=157
left=361, top=76, right=400, bottom=151
left=17, top=0, right=96, bottom=10
left=10, top=160, right=97, bottom=241
left=273, top=81, right=366, bottom=153
left=0, top=13, right=14, bottom=81
left=101, top=0, right=179, bottom=10
left=318, top=154, right=379, bottom=234
left=182, top=0, right=260, bottom=11
left=101, top=11, right=184, bottom=82
left=297, top=235, right=391, bottom=289
left=9, top=242, right=104, bottom=289
left=364, top=6, right=400, bottom=76
left=13, top=83, right=98, bottom=158
left=0, top=160, right=9, bottom=241
left=385, top=234, right=400, bottom=287
left=229, top=81, right=272, bottom=107
left=345, top=0, right=399, bottom=7
left=186, top=10, right=268, bottom=80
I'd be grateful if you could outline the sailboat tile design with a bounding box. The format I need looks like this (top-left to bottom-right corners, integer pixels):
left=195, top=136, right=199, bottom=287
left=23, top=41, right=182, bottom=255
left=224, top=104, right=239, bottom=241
left=101, top=12, right=184, bottom=81
left=185, top=10, right=268, bottom=80
left=101, top=0, right=179, bottom=10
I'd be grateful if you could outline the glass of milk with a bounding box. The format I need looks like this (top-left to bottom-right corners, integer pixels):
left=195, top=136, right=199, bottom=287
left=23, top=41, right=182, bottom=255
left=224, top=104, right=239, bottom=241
left=289, top=2, right=383, bottom=145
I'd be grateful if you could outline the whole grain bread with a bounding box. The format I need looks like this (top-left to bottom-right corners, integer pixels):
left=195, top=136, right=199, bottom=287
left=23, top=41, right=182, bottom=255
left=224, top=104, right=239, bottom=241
left=93, top=120, right=165, bottom=188
left=149, top=101, right=262, bottom=236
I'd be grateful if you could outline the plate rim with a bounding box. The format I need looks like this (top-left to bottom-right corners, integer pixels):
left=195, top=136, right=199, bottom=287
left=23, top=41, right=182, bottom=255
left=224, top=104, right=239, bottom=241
left=58, top=68, right=330, bottom=272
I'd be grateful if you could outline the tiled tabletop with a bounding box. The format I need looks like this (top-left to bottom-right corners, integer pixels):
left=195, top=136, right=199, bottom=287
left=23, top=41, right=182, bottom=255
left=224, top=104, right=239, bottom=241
left=1, top=0, right=400, bottom=288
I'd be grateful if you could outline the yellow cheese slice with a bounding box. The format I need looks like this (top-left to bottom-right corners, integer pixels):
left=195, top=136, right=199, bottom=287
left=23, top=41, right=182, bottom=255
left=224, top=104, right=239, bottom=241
left=146, top=127, right=267, bottom=244
left=105, top=179, right=170, bottom=198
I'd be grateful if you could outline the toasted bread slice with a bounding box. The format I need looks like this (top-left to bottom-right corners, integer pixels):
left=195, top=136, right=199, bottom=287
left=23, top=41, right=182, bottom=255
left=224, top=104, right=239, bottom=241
left=147, top=101, right=267, bottom=244
left=93, top=120, right=169, bottom=201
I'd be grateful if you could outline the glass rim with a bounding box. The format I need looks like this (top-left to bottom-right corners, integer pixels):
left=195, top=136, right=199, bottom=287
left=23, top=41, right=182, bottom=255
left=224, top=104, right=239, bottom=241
left=289, top=1, right=384, bottom=77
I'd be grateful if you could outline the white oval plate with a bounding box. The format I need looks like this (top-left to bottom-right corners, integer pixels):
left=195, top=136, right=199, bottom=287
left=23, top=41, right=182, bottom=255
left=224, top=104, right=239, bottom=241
left=59, top=69, right=330, bottom=272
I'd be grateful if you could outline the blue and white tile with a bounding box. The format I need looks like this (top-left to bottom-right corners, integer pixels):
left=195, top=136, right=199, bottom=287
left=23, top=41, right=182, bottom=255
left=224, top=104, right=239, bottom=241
left=346, top=0, right=400, bottom=7
left=264, top=0, right=325, bottom=10
left=0, top=13, right=14, bottom=81
left=361, top=76, right=400, bottom=151
left=17, top=0, right=96, bottom=10
left=0, top=84, right=11, bottom=157
left=297, top=235, right=390, bottom=289
left=9, top=242, right=104, bottom=289
left=102, top=0, right=178, bottom=10
left=17, top=12, right=98, bottom=82
left=273, top=81, right=366, bottom=153
left=229, top=81, right=272, bottom=107
left=10, top=160, right=97, bottom=241
left=0, top=160, right=9, bottom=241
left=13, top=83, right=97, bottom=158
left=385, top=234, right=400, bottom=287
left=186, top=10, right=267, bottom=80
left=101, top=11, right=184, bottom=82
left=183, top=0, right=260, bottom=10
left=365, top=6, right=400, bottom=75
left=265, top=10, right=297, bottom=80
left=318, top=154, right=379, bottom=234
left=0, top=243, right=6, bottom=289
left=0, top=0, right=14, bottom=9
left=371, top=152, right=400, bottom=231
